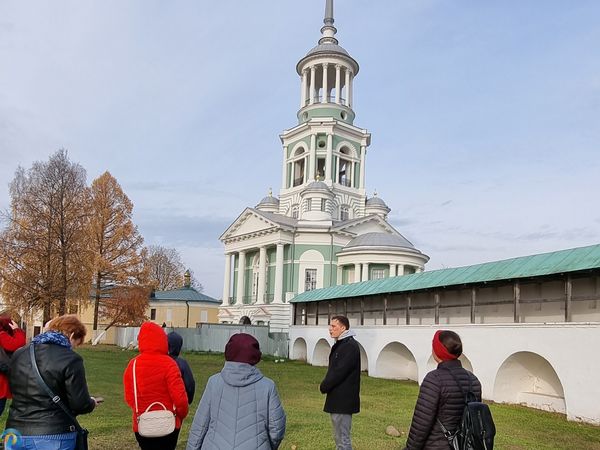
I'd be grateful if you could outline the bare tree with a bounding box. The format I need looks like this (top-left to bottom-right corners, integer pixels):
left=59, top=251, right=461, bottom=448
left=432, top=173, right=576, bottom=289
left=141, top=245, right=186, bottom=291
left=0, top=150, right=92, bottom=323
left=89, top=171, right=144, bottom=330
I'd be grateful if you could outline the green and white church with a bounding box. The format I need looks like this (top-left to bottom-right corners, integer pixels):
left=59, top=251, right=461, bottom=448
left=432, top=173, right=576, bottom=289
left=219, top=0, right=429, bottom=331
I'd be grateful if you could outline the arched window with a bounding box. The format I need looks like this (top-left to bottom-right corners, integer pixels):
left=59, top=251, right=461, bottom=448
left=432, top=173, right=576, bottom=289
left=291, top=147, right=307, bottom=187
left=335, top=145, right=358, bottom=188
left=340, top=205, right=349, bottom=221
left=291, top=204, right=299, bottom=219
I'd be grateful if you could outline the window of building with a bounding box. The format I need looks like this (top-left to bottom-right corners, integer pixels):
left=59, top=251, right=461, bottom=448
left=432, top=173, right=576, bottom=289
left=316, top=158, right=325, bottom=179
left=292, top=147, right=307, bottom=187
left=371, top=269, right=385, bottom=280
left=201, top=310, right=208, bottom=322
left=68, top=304, right=78, bottom=315
left=321, top=198, right=327, bottom=211
left=166, top=309, right=172, bottom=322
left=305, top=269, right=317, bottom=291
left=150, top=308, right=156, bottom=320
left=340, top=205, right=349, bottom=221
left=291, top=204, right=299, bottom=219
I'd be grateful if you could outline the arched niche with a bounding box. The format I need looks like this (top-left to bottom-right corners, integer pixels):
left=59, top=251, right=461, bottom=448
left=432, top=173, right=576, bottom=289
left=239, top=316, right=251, bottom=325
left=425, top=353, right=474, bottom=375
left=292, top=337, right=307, bottom=362
left=312, top=338, right=331, bottom=367
left=493, top=351, right=566, bottom=414
left=375, top=342, right=418, bottom=381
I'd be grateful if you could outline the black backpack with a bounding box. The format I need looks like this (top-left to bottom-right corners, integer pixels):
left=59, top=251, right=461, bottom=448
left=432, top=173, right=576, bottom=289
left=437, top=368, right=496, bottom=450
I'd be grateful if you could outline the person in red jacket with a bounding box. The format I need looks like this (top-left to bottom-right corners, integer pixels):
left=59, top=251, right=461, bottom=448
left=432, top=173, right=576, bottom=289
left=0, top=315, right=26, bottom=416
left=124, top=321, right=189, bottom=450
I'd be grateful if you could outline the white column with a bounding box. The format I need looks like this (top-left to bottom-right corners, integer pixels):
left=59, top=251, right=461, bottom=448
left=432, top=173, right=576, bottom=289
left=397, top=264, right=404, bottom=276
left=389, top=263, right=396, bottom=278
left=335, top=64, right=341, bottom=104
left=354, top=263, right=361, bottom=283
left=351, top=161, right=355, bottom=188
left=281, top=145, right=288, bottom=190
left=256, top=246, right=267, bottom=304
left=309, top=134, right=317, bottom=181
left=362, top=262, right=369, bottom=281
left=337, top=264, right=343, bottom=285
left=300, top=69, right=308, bottom=108
left=348, top=70, right=354, bottom=108
left=274, top=243, right=284, bottom=303
left=344, top=69, right=350, bottom=107
left=236, top=251, right=246, bottom=304
left=359, top=145, right=366, bottom=189
left=321, top=63, right=328, bottom=103
left=416, top=266, right=424, bottom=273
left=309, top=66, right=316, bottom=105
left=222, top=253, right=232, bottom=304
left=325, top=133, right=333, bottom=183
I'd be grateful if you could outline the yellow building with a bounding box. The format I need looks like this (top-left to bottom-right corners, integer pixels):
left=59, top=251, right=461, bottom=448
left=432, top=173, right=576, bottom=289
left=148, top=278, right=221, bottom=328
left=20, top=274, right=220, bottom=342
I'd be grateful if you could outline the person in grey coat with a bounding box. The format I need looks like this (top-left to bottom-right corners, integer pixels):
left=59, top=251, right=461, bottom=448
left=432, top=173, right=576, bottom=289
left=186, top=333, right=286, bottom=450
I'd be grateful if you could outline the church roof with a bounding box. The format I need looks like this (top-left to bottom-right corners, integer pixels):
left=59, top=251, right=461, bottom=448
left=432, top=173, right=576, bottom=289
left=251, top=208, right=298, bottom=228
left=257, top=195, right=279, bottom=206
left=343, top=232, right=415, bottom=251
left=366, top=196, right=388, bottom=207
left=291, top=243, right=600, bottom=303
left=152, top=286, right=220, bottom=304
left=305, top=42, right=350, bottom=58
left=302, top=180, right=331, bottom=193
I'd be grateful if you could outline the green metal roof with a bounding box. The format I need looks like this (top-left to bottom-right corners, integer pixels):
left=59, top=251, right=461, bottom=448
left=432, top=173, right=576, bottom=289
left=152, top=287, right=220, bottom=304
left=291, top=243, right=600, bottom=303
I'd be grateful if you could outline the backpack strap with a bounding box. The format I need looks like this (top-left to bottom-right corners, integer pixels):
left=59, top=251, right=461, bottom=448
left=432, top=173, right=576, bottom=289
left=436, top=365, right=474, bottom=438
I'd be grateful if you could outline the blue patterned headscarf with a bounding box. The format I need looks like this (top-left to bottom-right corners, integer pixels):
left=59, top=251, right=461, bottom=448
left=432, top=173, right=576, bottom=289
left=32, top=330, right=71, bottom=349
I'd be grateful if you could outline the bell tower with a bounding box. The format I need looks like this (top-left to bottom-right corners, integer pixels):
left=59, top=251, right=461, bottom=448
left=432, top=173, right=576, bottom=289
left=278, top=0, right=371, bottom=223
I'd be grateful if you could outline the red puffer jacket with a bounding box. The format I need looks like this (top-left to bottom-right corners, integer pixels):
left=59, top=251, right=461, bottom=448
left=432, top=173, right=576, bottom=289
left=123, top=322, right=189, bottom=432
left=0, top=329, right=26, bottom=398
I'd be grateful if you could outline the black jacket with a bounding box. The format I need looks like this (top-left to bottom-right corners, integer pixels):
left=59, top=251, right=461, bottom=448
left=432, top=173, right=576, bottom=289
left=319, top=335, right=360, bottom=414
left=7, top=342, right=96, bottom=435
left=405, top=359, right=482, bottom=450
left=168, top=331, right=196, bottom=404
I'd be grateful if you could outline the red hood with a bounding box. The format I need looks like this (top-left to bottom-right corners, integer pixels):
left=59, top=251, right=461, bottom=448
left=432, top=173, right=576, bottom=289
left=138, top=322, right=168, bottom=354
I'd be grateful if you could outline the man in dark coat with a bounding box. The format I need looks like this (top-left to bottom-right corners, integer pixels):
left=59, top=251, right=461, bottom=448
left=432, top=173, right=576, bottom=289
left=319, top=315, right=360, bottom=450
left=168, top=331, right=196, bottom=404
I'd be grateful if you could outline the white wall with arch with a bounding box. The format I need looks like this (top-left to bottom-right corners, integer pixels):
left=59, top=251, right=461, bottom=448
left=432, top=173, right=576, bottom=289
left=288, top=323, right=600, bottom=425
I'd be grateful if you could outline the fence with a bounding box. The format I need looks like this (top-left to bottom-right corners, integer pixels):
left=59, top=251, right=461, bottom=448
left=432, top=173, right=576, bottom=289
left=115, top=323, right=289, bottom=358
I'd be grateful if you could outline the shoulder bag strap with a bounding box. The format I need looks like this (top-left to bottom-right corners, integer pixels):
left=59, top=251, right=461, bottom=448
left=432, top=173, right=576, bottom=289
left=29, top=344, right=84, bottom=433
left=133, top=357, right=139, bottom=414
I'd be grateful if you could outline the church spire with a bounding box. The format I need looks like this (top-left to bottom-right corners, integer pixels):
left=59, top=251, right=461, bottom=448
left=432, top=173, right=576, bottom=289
left=319, top=0, right=338, bottom=46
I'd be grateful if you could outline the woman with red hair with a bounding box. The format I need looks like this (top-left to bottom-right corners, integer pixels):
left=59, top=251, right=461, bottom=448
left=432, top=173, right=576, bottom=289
left=0, top=315, right=25, bottom=416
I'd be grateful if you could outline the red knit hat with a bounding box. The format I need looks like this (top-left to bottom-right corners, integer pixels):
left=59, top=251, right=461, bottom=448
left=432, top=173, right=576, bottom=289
left=225, top=333, right=262, bottom=365
left=432, top=330, right=459, bottom=361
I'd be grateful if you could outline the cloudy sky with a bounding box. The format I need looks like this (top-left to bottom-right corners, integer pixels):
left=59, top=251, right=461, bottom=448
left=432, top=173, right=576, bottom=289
left=1, top=1, right=599, bottom=298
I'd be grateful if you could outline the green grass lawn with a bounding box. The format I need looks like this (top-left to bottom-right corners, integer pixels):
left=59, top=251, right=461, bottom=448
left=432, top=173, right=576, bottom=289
left=66, top=346, right=600, bottom=449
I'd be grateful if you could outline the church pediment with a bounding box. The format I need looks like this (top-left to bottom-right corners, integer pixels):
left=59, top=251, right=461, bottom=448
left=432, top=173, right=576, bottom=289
left=333, top=214, right=399, bottom=237
left=220, top=208, right=285, bottom=242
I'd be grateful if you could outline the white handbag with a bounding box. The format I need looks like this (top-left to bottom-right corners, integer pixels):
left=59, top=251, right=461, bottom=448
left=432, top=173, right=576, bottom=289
left=133, top=358, right=176, bottom=438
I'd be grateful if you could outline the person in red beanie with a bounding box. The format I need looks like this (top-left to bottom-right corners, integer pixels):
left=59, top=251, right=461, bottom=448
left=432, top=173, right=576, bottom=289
left=186, top=333, right=286, bottom=450
left=403, top=330, right=482, bottom=450
left=123, top=322, right=189, bottom=450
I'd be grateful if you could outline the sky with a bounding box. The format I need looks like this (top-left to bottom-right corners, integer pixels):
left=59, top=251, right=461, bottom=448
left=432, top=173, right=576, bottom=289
left=1, top=1, right=599, bottom=299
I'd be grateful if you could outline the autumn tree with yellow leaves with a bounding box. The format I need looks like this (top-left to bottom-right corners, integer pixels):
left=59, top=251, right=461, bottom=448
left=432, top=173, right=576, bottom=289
left=0, top=150, right=92, bottom=324
left=89, top=171, right=144, bottom=330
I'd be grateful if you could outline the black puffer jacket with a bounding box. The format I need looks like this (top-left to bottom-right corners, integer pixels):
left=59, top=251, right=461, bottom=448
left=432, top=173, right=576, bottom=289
left=7, top=342, right=95, bottom=435
left=405, top=359, right=482, bottom=450
left=319, top=335, right=361, bottom=414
